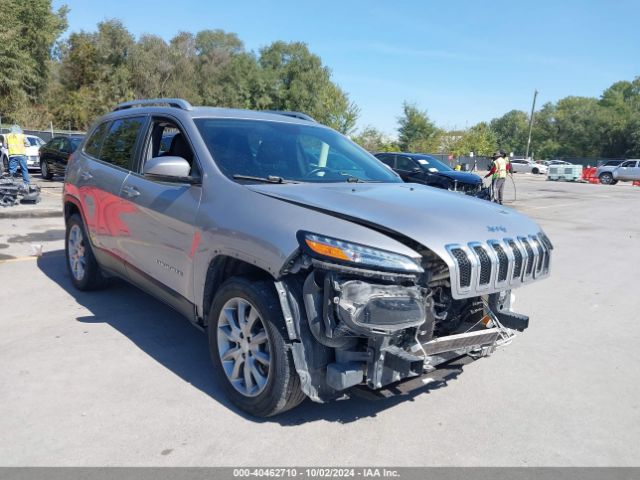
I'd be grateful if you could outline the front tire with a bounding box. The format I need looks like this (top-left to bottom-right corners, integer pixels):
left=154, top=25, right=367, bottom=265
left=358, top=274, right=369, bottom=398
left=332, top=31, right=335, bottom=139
left=599, top=172, right=616, bottom=185
left=532, top=167, right=539, bottom=174
left=40, top=160, right=53, bottom=180
left=208, top=277, right=305, bottom=417
left=65, top=214, right=107, bottom=290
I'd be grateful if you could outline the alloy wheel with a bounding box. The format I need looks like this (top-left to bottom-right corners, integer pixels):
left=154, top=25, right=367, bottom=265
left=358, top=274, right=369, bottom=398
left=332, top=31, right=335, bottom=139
left=68, top=224, right=86, bottom=281
left=217, top=298, right=271, bottom=397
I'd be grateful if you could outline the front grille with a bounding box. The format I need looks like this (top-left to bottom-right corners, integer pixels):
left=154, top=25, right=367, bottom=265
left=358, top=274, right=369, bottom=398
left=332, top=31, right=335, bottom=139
left=491, top=243, right=508, bottom=282
left=473, top=245, right=491, bottom=285
left=451, top=248, right=471, bottom=288
left=508, top=239, right=523, bottom=279
left=447, top=232, right=551, bottom=298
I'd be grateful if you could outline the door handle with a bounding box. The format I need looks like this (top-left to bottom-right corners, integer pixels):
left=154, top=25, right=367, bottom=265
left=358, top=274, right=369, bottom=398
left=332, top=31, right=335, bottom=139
left=122, top=185, right=140, bottom=198
left=80, top=171, right=93, bottom=181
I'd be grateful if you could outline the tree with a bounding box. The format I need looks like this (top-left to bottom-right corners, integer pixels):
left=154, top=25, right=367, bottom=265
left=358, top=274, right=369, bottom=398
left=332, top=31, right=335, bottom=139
left=351, top=126, right=399, bottom=152
left=258, top=41, right=359, bottom=133
left=450, top=122, right=497, bottom=158
left=490, top=110, right=529, bottom=155
left=51, top=20, right=136, bottom=129
left=397, top=102, right=439, bottom=152
left=598, top=78, right=640, bottom=157
left=0, top=0, right=67, bottom=123
left=129, top=35, right=173, bottom=98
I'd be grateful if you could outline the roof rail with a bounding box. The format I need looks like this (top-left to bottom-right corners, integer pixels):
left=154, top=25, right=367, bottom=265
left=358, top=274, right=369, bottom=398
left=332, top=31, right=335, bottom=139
left=113, top=98, right=193, bottom=112
left=263, top=110, right=317, bottom=123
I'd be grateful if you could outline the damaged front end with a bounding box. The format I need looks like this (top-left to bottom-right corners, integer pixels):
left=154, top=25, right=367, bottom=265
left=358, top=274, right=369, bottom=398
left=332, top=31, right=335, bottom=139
left=277, top=230, right=548, bottom=403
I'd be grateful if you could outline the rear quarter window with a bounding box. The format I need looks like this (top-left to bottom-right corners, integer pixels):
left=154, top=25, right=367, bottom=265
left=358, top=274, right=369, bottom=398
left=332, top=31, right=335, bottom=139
left=99, top=117, right=145, bottom=169
left=84, top=122, right=110, bottom=158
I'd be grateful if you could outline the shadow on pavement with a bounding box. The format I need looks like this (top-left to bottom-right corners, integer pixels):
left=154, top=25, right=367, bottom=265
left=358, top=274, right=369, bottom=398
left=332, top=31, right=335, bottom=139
left=37, top=249, right=469, bottom=425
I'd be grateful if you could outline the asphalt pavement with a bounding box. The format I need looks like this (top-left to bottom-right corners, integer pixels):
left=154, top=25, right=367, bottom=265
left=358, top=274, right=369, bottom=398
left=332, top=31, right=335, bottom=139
left=1, top=173, right=639, bottom=466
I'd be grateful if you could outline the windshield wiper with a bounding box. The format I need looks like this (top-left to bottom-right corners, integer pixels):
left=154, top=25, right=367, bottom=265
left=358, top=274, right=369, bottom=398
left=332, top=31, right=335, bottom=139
left=233, top=174, right=294, bottom=184
left=345, top=176, right=365, bottom=183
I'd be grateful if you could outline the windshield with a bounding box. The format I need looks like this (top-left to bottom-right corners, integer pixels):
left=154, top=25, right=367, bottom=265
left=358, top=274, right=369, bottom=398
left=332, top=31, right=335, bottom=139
left=415, top=156, right=453, bottom=173
left=27, top=137, right=44, bottom=147
left=194, top=118, right=401, bottom=183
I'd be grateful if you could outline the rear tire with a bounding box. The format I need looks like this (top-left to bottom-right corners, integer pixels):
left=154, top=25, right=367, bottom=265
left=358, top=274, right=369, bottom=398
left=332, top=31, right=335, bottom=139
left=40, top=160, right=53, bottom=180
left=65, top=214, right=107, bottom=290
left=208, top=277, right=305, bottom=417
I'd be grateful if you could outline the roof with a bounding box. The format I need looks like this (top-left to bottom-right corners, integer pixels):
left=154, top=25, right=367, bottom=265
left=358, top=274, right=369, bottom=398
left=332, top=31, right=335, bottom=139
left=109, top=98, right=319, bottom=126
left=375, top=152, right=440, bottom=160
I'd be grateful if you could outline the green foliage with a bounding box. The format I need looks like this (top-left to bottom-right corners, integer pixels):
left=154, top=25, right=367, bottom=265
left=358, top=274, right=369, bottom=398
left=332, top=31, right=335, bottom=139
left=491, top=79, right=640, bottom=159
left=1, top=8, right=358, bottom=132
left=351, top=126, right=399, bottom=152
left=397, top=102, right=439, bottom=152
left=4, top=2, right=640, bottom=160
left=258, top=42, right=358, bottom=133
left=450, top=122, right=498, bottom=157
left=490, top=110, right=529, bottom=154
left=0, top=0, right=67, bottom=124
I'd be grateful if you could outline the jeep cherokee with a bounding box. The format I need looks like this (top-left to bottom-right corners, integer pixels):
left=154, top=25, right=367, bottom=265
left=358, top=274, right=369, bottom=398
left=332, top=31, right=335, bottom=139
left=63, top=98, right=553, bottom=417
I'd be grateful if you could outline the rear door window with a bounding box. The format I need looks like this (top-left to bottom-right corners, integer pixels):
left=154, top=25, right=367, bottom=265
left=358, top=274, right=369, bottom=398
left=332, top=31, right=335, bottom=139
left=100, top=117, right=146, bottom=170
left=396, top=156, right=417, bottom=171
left=377, top=154, right=395, bottom=168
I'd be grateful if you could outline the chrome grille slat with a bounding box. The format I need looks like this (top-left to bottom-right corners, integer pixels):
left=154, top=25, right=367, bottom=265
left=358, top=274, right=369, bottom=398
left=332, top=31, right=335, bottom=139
left=507, top=239, right=523, bottom=279
left=446, top=232, right=551, bottom=299
left=530, top=235, right=545, bottom=276
left=490, top=242, right=509, bottom=282
left=472, top=245, right=491, bottom=285
left=450, top=248, right=472, bottom=288
left=520, top=237, right=535, bottom=278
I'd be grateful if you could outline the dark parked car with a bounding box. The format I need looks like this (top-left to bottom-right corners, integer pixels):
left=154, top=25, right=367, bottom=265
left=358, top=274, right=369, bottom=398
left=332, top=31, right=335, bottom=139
left=374, top=152, right=487, bottom=198
left=40, top=135, right=84, bottom=180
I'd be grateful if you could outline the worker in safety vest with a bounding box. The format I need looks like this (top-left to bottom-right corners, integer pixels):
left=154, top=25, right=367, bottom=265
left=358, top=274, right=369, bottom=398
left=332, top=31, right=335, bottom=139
left=6, top=125, right=31, bottom=185
left=484, top=151, right=511, bottom=204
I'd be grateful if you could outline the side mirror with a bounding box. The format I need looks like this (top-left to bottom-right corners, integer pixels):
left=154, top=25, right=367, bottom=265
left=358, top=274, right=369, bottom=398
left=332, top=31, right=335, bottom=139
left=143, top=156, right=198, bottom=183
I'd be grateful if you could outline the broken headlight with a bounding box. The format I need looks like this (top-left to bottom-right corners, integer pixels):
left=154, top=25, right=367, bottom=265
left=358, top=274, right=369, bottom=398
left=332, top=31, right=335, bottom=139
left=299, top=232, right=423, bottom=273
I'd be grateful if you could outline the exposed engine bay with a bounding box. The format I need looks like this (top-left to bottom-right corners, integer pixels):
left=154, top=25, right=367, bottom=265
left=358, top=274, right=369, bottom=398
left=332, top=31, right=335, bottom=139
left=278, top=243, right=539, bottom=402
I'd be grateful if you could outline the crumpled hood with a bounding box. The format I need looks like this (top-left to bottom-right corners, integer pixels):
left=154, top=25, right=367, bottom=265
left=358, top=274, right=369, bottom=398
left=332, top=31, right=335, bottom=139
left=247, top=182, right=541, bottom=259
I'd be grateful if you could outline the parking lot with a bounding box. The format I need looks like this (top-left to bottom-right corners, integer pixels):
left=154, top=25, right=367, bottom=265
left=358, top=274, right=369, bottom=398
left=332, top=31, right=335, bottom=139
left=0, top=173, right=639, bottom=466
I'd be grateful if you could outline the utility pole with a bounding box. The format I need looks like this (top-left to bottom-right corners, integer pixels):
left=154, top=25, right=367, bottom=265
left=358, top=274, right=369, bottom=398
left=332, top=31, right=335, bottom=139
left=525, top=89, right=538, bottom=160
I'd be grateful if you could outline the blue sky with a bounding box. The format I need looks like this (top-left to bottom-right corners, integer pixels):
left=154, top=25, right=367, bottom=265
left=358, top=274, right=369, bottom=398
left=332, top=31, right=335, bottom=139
left=53, top=0, right=640, bottom=136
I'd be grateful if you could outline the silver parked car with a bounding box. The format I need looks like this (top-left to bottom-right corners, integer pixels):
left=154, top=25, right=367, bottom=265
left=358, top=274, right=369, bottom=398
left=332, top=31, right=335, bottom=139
left=63, top=98, right=553, bottom=417
left=612, top=159, right=640, bottom=183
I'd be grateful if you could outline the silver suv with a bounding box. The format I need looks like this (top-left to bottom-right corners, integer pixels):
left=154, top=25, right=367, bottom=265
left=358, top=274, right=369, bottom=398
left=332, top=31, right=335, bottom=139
left=63, top=98, right=553, bottom=417
left=611, top=160, right=640, bottom=184
left=595, top=159, right=637, bottom=185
